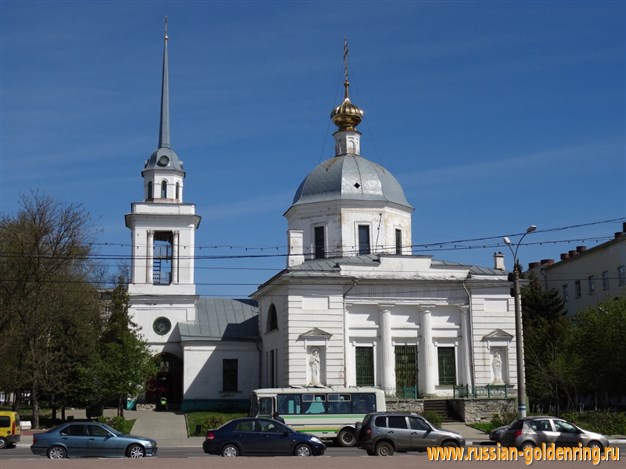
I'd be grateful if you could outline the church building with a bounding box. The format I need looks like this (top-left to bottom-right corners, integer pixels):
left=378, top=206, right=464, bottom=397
left=125, top=25, right=519, bottom=411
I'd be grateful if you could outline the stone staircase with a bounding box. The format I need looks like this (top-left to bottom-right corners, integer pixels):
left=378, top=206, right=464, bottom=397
left=423, top=399, right=462, bottom=422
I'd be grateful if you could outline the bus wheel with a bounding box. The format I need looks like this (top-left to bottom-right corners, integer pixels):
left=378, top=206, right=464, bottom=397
left=337, top=428, right=356, bottom=447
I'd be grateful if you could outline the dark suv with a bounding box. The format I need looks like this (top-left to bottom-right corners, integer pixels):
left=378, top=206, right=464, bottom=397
left=356, top=412, right=465, bottom=456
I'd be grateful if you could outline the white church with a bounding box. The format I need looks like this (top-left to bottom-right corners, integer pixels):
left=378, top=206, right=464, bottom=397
left=126, top=26, right=518, bottom=412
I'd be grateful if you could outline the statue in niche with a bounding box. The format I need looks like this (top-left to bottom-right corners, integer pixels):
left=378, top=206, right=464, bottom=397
left=309, top=348, right=321, bottom=386
left=492, top=351, right=503, bottom=384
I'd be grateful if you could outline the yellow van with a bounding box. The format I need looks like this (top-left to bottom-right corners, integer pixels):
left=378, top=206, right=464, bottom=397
left=0, top=411, right=21, bottom=449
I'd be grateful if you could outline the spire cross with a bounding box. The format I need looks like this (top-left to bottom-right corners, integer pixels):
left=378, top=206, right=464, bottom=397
left=158, top=16, right=171, bottom=149
left=164, top=16, right=168, bottom=41
left=343, top=37, right=350, bottom=99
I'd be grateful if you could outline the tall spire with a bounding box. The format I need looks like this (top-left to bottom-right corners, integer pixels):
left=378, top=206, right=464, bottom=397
left=158, top=17, right=171, bottom=149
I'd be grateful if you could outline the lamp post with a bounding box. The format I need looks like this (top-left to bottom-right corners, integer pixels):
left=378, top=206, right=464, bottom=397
left=503, top=224, right=536, bottom=418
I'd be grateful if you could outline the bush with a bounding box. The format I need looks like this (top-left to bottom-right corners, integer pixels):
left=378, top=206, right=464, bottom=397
left=97, top=416, right=135, bottom=434
left=422, top=410, right=442, bottom=428
left=491, top=411, right=517, bottom=428
left=186, top=411, right=247, bottom=436
left=562, top=411, right=626, bottom=436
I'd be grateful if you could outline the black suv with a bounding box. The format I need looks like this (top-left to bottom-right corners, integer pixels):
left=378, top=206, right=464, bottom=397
left=356, top=412, right=465, bottom=456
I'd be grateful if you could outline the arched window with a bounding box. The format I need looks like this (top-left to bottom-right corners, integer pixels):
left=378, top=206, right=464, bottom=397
left=161, top=180, right=167, bottom=198
left=267, top=304, right=278, bottom=332
left=147, top=181, right=153, bottom=200
left=175, top=182, right=180, bottom=200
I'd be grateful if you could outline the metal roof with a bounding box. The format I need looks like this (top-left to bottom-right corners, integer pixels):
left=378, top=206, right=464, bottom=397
left=178, top=297, right=259, bottom=342
left=291, top=155, right=412, bottom=209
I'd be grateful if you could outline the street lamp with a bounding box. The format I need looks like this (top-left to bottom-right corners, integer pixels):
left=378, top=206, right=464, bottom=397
left=503, top=224, right=536, bottom=418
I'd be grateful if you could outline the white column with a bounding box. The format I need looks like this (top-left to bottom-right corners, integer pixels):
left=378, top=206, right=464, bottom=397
left=172, top=231, right=179, bottom=284
left=459, top=305, right=473, bottom=387
left=419, top=305, right=436, bottom=395
left=379, top=306, right=395, bottom=395
left=146, top=230, right=154, bottom=284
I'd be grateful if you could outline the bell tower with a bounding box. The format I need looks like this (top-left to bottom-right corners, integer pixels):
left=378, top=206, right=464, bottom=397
left=125, top=19, right=201, bottom=345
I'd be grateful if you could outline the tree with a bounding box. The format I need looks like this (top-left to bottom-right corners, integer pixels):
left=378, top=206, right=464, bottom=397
left=0, top=192, right=102, bottom=428
left=571, top=296, right=626, bottom=408
left=521, top=273, right=576, bottom=414
left=98, top=276, right=157, bottom=417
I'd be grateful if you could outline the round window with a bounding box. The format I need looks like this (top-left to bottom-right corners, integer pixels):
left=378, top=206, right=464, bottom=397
left=153, top=317, right=172, bottom=336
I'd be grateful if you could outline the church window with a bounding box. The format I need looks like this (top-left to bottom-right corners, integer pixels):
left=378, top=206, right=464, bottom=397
left=267, top=304, right=278, bottom=332
left=314, top=226, right=325, bottom=259
left=358, top=225, right=371, bottom=255
left=223, top=359, right=238, bottom=392
left=161, top=180, right=167, bottom=198
left=618, top=266, right=625, bottom=286
left=175, top=182, right=180, bottom=200
left=562, top=284, right=569, bottom=302
left=602, top=271, right=609, bottom=290
left=437, top=347, right=456, bottom=386
left=147, top=181, right=153, bottom=200
left=395, top=229, right=402, bottom=255
left=395, top=345, right=418, bottom=398
left=588, top=275, right=596, bottom=295
left=355, top=346, right=374, bottom=386
left=153, top=231, right=173, bottom=285
left=574, top=280, right=581, bottom=298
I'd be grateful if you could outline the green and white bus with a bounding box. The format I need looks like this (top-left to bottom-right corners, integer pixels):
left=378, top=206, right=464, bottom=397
left=249, top=387, right=386, bottom=447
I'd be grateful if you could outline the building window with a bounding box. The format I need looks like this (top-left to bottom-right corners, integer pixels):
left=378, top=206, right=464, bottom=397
left=395, top=229, right=402, bottom=255
left=267, top=304, right=278, bottom=332
left=437, top=347, right=456, bottom=386
left=602, top=271, right=610, bottom=290
left=160, top=180, right=167, bottom=198
left=618, top=266, right=625, bottom=286
left=355, top=347, right=374, bottom=386
left=358, top=225, right=371, bottom=255
left=314, top=226, right=325, bottom=259
left=223, top=359, right=238, bottom=392
left=147, top=181, right=153, bottom=200
left=574, top=280, right=581, bottom=298
left=395, top=345, right=418, bottom=398
left=175, top=182, right=180, bottom=200
left=153, top=231, right=173, bottom=285
left=562, top=284, right=569, bottom=302
left=588, top=275, right=596, bottom=295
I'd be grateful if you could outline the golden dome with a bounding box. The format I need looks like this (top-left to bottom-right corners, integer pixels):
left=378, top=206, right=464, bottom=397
left=331, top=80, right=364, bottom=131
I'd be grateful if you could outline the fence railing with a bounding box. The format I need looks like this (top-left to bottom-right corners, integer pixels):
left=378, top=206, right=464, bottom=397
left=453, top=384, right=510, bottom=398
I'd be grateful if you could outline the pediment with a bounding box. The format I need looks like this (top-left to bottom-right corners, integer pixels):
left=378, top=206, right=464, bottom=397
left=298, top=327, right=332, bottom=341
left=482, top=329, right=514, bottom=341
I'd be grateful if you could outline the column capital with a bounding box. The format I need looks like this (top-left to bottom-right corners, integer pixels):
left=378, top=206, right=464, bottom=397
left=417, top=304, right=437, bottom=313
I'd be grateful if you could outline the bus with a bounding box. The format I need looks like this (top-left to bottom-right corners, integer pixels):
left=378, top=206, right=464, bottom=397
left=249, top=387, right=386, bottom=447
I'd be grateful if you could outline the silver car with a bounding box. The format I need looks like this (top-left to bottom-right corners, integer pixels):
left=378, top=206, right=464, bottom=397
left=356, top=412, right=465, bottom=456
left=501, top=416, right=609, bottom=450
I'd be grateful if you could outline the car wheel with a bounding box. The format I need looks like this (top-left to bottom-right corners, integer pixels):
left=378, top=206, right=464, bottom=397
left=127, top=444, right=145, bottom=458
left=294, top=443, right=312, bottom=456
left=587, top=441, right=603, bottom=450
left=519, top=441, right=535, bottom=451
left=442, top=440, right=459, bottom=448
left=0, top=438, right=6, bottom=449
left=47, top=445, right=67, bottom=459
left=337, top=428, right=356, bottom=447
left=221, top=444, right=239, bottom=457
left=374, top=441, right=394, bottom=456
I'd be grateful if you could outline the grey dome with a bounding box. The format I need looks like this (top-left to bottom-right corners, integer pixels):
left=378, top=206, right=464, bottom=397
left=292, top=155, right=412, bottom=208
left=143, top=147, right=185, bottom=174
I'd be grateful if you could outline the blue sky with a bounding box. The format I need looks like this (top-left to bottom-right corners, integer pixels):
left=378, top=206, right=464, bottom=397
left=1, top=0, right=624, bottom=297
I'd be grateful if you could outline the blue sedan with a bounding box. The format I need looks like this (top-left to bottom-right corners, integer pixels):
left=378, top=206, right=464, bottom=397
left=203, top=417, right=326, bottom=457
left=31, top=421, right=157, bottom=459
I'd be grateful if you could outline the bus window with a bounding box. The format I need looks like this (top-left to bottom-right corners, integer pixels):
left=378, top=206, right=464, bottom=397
left=303, top=394, right=326, bottom=414
left=328, top=394, right=351, bottom=414
left=258, top=397, right=274, bottom=417
left=351, top=393, right=376, bottom=413
left=277, top=394, right=302, bottom=415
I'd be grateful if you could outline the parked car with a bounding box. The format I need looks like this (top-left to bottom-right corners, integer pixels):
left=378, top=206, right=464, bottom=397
left=0, top=411, right=21, bottom=449
left=202, top=417, right=325, bottom=457
left=489, top=424, right=510, bottom=443
left=30, top=421, right=157, bottom=459
left=356, top=412, right=465, bottom=456
left=500, top=416, right=609, bottom=450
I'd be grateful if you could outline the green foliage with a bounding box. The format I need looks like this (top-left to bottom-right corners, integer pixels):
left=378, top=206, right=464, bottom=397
left=96, top=277, right=158, bottom=417
left=491, top=411, right=517, bottom=428
left=97, top=415, right=136, bottom=434
left=186, top=411, right=247, bottom=436
left=0, top=192, right=103, bottom=428
left=562, top=411, right=626, bottom=436
left=422, top=410, right=442, bottom=428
